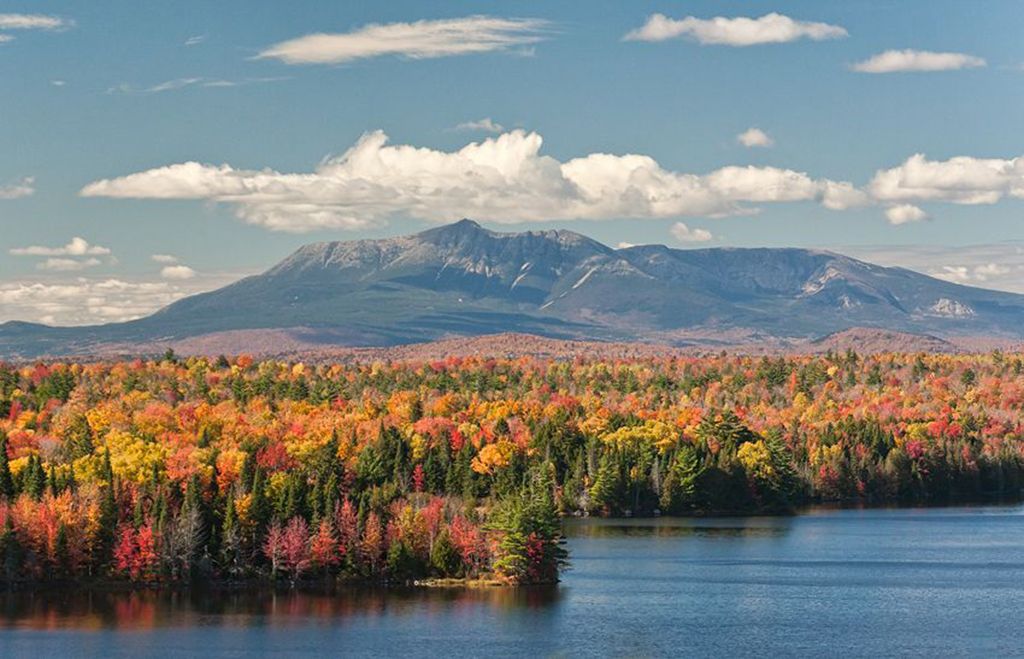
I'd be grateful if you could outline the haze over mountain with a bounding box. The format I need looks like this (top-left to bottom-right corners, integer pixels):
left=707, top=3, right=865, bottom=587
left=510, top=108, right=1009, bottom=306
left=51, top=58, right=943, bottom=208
left=3, top=219, right=1024, bottom=358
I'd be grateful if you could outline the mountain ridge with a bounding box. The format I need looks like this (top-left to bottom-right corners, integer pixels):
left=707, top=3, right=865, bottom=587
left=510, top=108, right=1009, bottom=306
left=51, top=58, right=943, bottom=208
left=3, top=219, right=1024, bottom=358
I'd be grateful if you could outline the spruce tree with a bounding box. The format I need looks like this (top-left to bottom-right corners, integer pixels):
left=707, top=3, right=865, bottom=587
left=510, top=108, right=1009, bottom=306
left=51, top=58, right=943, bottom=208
left=0, top=431, right=14, bottom=501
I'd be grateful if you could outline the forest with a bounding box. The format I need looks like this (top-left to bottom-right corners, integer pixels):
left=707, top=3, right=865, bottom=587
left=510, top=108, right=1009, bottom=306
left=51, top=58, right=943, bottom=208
left=1, top=348, right=1022, bottom=588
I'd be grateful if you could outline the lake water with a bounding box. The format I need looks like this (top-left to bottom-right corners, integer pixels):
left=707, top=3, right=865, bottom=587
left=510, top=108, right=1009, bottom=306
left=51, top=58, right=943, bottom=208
left=2, top=505, right=1023, bottom=657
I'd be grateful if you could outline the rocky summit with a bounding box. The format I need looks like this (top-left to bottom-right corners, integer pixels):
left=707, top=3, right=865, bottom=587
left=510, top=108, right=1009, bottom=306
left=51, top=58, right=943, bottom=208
left=3, top=219, right=1024, bottom=357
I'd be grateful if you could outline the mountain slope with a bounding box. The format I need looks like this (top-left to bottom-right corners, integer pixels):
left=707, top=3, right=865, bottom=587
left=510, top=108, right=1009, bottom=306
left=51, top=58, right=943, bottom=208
left=3, top=219, right=1024, bottom=357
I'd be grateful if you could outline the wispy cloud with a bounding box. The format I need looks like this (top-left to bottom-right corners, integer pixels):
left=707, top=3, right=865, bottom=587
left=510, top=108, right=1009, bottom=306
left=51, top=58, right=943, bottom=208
left=0, top=13, right=72, bottom=43
left=0, top=177, right=34, bottom=199
left=257, top=15, right=550, bottom=65
left=852, top=50, right=986, bottom=73
left=184, top=35, right=206, bottom=47
left=625, top=12, right=847, bottom=46
left=0, top=13, right=70, bottom=31
left=108, top=76, right=286, bottom=94
left=844, top=243, right=1024, bottom=294
left=37, top=257, right=102, bottom=272
left=454, top=118, right=504, bottom=133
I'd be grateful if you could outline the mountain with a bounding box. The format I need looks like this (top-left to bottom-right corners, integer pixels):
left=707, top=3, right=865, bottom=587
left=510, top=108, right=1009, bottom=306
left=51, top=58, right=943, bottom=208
left=3, top=218, right=1024, bottom=358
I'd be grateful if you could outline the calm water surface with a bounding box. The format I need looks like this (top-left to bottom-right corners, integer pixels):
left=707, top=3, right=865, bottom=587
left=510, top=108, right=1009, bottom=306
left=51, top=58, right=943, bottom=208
left=2, top=505, right=1023, bottom=657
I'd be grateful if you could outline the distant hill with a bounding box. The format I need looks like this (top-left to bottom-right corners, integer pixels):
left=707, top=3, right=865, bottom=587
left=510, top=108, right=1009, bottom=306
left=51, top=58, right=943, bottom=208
left=4, top=219, right=1024, bottom=358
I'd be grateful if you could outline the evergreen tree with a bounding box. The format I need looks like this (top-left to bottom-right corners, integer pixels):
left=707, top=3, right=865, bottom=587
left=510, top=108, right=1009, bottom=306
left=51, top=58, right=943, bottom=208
left=0, top=431, right=14, bottom=501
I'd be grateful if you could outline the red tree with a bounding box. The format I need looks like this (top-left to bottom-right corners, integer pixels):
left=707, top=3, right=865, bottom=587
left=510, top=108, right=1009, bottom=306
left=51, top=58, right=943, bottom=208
left=280, top=516, right=310, bottom=581
left=334, top=499, right=359, bottom=561
left=310, top=517, right=339, bottom=572
left=263, top=522, right=284, bottom=576
left=113, top=524, right=137, bottom=579
left=360, top=512, right=384, bottom=575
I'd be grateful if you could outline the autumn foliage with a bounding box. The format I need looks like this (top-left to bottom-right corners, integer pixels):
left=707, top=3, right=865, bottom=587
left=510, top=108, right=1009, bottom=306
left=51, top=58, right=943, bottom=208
left=2, top=349, right=1024, bottom=586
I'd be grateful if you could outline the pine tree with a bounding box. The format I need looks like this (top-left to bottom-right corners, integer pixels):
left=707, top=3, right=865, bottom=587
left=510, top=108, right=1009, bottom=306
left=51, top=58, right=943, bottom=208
left=220, top=494, right=241, bottom=577
left=24, top=455, right=46, bottom=500
left=0, top=431, right=14, bottom=501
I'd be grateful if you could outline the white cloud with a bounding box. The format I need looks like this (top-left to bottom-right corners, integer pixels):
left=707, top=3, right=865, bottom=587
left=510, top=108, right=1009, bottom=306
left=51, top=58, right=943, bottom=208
left=37, top=257, right=102, bottom=272
left=80, top=129, right=862, bottom=232
left=151, top=254, right=179, bottom=264
left=933, top=263, right=1011, bottom=286
left=184, top=35, right=206, bottom=46
left=852, top=50, right=986, bottom=73
left=624, top=12, right=847, bottom=46
left=884, top=204, right=928, bottom=225
left=843, top=243, right=1024, bottom=294
left=0, top=276, right=233, bottom=325
left=616, top=242, right=636, bottom=249
left=0, top=268, right=244, bottom=326
left=736, top=127, right=773, bottom=148
left=670, top=222, right=713, bottom=243
left=257, top=15, right=549, bottom=65
left=160, top=265, right=196, bottom=280
left=109, top=77, right=286, bottom=94
left=0, top=34, right=11, bottom=43
left=868, top=153, right=1024, bottom=205
left=0, top=14, right=70, bottom=31
left=454, top=118, right=504, bottom=133
left=10, top=236, right=111, bottom=257
left=50, top=79, right=66, bottom=87
left=0, top=176, right=34, bottom=199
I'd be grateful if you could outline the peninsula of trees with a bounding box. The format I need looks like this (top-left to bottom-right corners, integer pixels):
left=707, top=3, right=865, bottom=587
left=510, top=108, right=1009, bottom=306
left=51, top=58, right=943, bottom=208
left=1, top=349, right=1021, bottom=587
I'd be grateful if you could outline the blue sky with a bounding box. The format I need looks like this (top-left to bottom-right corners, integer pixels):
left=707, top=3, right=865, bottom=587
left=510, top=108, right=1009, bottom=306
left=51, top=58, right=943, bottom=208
left=2, top=1, right=1024, bottom=324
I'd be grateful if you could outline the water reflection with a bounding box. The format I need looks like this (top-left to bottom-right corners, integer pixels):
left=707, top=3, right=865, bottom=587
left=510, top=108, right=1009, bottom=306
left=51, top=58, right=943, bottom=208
left=563, top=515, right=794, bottom=539
left=0, top=585, right=561, bottom=632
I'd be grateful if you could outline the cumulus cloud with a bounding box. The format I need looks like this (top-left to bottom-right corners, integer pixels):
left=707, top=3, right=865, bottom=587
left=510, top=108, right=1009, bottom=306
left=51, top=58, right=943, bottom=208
left=868, top=153, right=1024, bottom=206
left=0, top=177, right=34, bottom=199
left=257, top=16, right=549, bottom=65
left=884, top=204, right=929, bottom=225
left=624, top=12, right=847, bottom=46
left=0, top=271, right=242, bottom=326
left=151, top=254, right=179, bottom=264
left=852, top=50, right=986, bottom=73
left=670, top=222, right=713, bottom=243
left=80, top=129, right=863, bottom=232
left=10, top=236, right=111, bottom=257
left=160, top=265, right=196, bottom=280
left=0, top=279, right=185, bottom=325
left=736, top=128, right=773, bottom=148
left=454, top=118, right=504, bottom=133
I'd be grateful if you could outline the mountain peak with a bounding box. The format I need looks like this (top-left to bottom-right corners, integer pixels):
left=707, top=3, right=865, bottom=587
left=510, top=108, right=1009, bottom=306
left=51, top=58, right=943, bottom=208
left=418, top=218, right=487, bottom=240
left=5, top=222, right=1024, bottom=358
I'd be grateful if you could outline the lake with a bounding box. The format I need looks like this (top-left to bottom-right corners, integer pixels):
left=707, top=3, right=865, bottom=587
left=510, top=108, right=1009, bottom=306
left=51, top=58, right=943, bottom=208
left=2, top=504, right=1023, bottom=657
